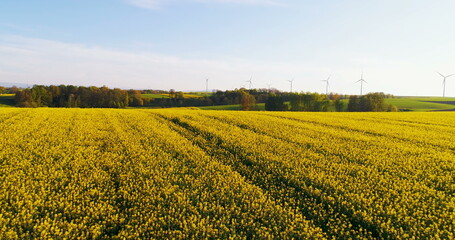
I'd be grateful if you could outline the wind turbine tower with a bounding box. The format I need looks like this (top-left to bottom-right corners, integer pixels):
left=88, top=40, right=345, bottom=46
left=288, top=78, right=294, bottom=93
left=246, top=76, right=253, bottom=90
left=355, top=72, right=367, bottom=95
left=321, top=75, right=331, bottom=95
left=267, top=83, right=272, bottom=92
left=206, top=78, right=209, bottom=92
left=437, top=72, right=454, bottom=97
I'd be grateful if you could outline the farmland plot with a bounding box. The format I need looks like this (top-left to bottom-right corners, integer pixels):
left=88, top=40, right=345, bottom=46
left=0, top=109, right=454, bottom=239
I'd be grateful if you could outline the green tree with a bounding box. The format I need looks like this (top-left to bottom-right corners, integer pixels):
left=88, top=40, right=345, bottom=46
left=240, top=91, right=256, bottom=111
left=365, top=92, right=387, bottom=111
left=290, top=93, right=304, bottom=111
left=347, top=95, right=359, bottom=112
left=359, top=96, right=371, bottom=112
left=15, top=90, right=36, bottom=107
left=387, top=104, right=398, bottom=112
left=331, top=94, right=345, bottom=112
left=129, top=90, right=144, bottom=107
left=265, top=94, right=288, bottom=111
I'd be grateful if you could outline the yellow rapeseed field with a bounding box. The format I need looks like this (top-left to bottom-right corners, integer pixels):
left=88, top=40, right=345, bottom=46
left=0, top=108, right=454, bottom=239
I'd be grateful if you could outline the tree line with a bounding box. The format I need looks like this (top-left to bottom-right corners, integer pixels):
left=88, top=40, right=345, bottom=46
left=146, top=89, right=267, bottom=110
left=11, top=85, right=397, bottom=112
left=0, top=86, right=20, bottom=94
left=12, top=85, right=265, bottom=109
left=265, top=92, right=397, bottom=112
left=15, top=85, right=146, bottom=108
left=347, top=93, right=398, bottom=112
left=265, top=92, right=343, bottom=112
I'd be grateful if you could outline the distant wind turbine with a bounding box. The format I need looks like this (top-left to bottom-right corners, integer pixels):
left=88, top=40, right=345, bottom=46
left=321, top=75, right=331, bottom=95
left=288, top=78, right=294, bottom=93
left=246, top=76, right=253, bottom=89
left=267, top=83, right=272, bottom=92
left=355, top=72, right=367, bottom=95
left=437, top=72, right=454, bottom=97
left=205, top=78, right=209, bottom=92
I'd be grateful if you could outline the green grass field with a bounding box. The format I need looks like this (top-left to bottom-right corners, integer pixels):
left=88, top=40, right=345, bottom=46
left=141, top=93, right=170, bottom=99
left=183, top=92, right=211, bottom=97
left=141, top=92, right=208, bottom=99
left=385, top=97, right=455, bottom=111
left=0, top=94, right=14, bottom=107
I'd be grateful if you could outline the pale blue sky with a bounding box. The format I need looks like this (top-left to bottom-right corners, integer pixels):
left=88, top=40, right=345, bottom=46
left=1, top=0, right=455, bottom=96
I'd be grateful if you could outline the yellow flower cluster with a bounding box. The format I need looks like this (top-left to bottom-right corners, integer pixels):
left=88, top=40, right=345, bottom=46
left=0, top=108, right=453, bottom=239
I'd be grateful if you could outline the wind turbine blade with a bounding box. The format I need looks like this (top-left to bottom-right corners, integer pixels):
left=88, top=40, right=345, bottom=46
left=437, top=72, right=445, bottom=78
left=446, top=74, right=455, bottom=78
left=355, top=80, right=361, bottom=83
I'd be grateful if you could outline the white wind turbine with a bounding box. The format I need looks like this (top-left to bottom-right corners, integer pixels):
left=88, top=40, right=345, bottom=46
left=246, top=76, right=253, bottom=90
left=355, top=72, right=367, bottom=95
left=288, top=78, right=294, bottom=93
left=267, top=83, right=272, bottom=92
left=321, top=75, right=331, bottom=95
left=437, top=72, right=454, bottom=97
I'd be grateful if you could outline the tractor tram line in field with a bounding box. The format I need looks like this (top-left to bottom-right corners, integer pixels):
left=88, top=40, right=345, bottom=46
left=259, top=112, right=455, bottom=149
left=253, top=112, right=454, bottom=195
left=154, top=112, right=384, bottom=239
left=157, top=111, right=454, bottom=238
left=158, top=112, right=394, bottom=238
left=112, top=110, right=322, bottom=237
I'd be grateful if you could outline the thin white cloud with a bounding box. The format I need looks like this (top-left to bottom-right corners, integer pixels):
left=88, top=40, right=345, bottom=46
left=124, top=0, right=164, bottom=9
left=195, top=0, right=283, bottom=5
left=124, top=0, right=283, bottom=9
left=0, top=35, right=307, bottom=91
left=0, top=35, right=449, bottom=95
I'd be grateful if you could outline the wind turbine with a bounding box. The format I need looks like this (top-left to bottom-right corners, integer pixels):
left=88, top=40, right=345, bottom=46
left=267, top=83, right=272, bottom=92
left=205, top=78, right=209, bottom=92
left=321, top=75, right=331, bottom=95
left=355, top=72, right=367, bottom=95
left=245, top=76, right=253, bottom=89
left=437, top=72, right=454, bottom=97
left=288, top=78, right=294, bottom=93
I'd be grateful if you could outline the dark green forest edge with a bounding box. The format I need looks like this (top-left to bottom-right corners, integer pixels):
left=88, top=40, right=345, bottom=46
left=4, top=85, right=455, bottom=112
left=0, top=85, right=400, bottom=112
